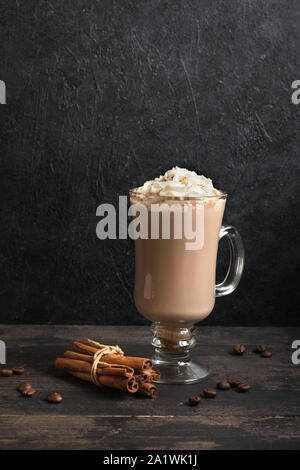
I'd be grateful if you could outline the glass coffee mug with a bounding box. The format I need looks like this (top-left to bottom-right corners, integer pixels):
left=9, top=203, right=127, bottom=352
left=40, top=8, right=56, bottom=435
left=130, top=190, right=244, bottom=384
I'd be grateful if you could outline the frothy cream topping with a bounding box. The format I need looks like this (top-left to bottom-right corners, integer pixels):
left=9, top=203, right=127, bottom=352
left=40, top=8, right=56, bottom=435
left=136, top=167, right=221, bottom=197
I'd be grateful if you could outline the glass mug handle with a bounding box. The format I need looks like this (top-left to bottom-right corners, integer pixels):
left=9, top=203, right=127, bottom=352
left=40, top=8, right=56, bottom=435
left=215, top=225, right=245, bottom=297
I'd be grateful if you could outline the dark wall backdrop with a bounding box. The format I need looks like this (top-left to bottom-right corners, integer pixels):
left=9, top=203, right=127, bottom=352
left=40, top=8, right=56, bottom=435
left=0, top=0, right=299, bottom=325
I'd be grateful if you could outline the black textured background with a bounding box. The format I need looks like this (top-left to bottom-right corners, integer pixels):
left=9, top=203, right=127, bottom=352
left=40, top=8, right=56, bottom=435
left=0, top=0, right=299, bottom=325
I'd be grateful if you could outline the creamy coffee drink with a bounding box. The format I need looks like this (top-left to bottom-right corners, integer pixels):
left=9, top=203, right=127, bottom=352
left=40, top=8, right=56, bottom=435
left=130, top=167, right=226, bottom=324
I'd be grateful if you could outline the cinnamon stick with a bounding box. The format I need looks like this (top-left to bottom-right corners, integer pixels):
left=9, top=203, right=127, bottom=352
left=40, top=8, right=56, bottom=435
left=82, top=339, right=154, bottom=371
left=63, top=351, right=134, bottom=376
left=135, top=369, right=161, bottom=382
left=54, top=337, right=158, bottom=398
left=82, top=338, right=154, bottom=371
left=138, top=382, right=158, bottom=399
left=135, top=372, right=149, bottom=383
left=69, top=370, right=139, bottom=393
left=72, top=341, right=153, bottom=370
left=55, top=358, right=134, bottom=378
left=150, top=371, right=161, bottom=382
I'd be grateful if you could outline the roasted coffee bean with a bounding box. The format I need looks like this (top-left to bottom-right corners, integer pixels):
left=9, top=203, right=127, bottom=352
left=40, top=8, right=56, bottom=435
left=255, top=345, right=266, bottom=353
left=188, top=396, right=202, bottom=406
left=18, top=382, right=32, bottom=392
left=237, top=383, right=251, bottom=393
left=233, top=344, right=246, bottom=355
left=47, top=392, right=63, bottom=404
left=12, top=366, right=24, bottom=375
left=261, top=350, right=272, bottom=358
left=0, top=369, right=13, bottom=377
left=228, top=379, right=242, bottom=388
left=203, top=389, right=217, bottom=398
left=217, top=381, right=231, bottom=390
left=22, top=387, right=36, bottom=397
left=17, top=381, right=35, bottom=396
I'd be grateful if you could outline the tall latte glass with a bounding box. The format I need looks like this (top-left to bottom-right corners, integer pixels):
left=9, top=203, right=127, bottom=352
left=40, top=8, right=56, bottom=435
left=130, top=170, right=244, bottom=384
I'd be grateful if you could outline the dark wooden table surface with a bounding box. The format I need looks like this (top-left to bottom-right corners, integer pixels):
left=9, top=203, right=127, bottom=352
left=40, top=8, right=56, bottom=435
left=0, top=325, right=300, bottom=450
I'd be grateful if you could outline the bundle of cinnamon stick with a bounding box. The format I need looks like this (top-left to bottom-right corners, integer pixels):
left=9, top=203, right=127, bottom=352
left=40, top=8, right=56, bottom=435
left=55, top=338, right=160, bottom=398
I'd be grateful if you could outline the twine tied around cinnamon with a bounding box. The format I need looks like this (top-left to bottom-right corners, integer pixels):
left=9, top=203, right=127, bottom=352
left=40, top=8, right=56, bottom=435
left=86, top=338, right=124, bottom=386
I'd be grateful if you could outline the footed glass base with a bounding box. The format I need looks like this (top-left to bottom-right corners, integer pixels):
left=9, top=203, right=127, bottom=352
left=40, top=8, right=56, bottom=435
left=151, top=321, right=209, bottom=384
left=153, top=351, right=209, bottom=384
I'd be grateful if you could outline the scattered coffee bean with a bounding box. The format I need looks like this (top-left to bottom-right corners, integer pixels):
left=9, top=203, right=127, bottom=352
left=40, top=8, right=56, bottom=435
left=47, top=392, right=63, bottom=404
left=18, top=382, right=32, bottom=393
left=228, top=379, right=242, bottom=388
left=12, top=366, right=24, bottom=375
left=217, top=381, right=231, bottom=390
left=255, top=345, right=266, bottom=353
left=237, top=383, right=251, bottom=393
left=233, top=344, right=246, bottom=355
left=17, top=381, right=36, bottom=396
left=0, top=369, right=13, bottom=377
left=22, top=387, right=36, bottom=397
left=261, top=350, right=272, bottom=358
left=188, top=396, right=202, bottom=406
left=203, top=389, right=217, bottom=398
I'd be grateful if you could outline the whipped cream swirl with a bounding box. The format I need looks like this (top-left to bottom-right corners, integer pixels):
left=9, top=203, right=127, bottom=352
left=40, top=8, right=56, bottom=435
left=136, top=167, right=221, bottom=197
